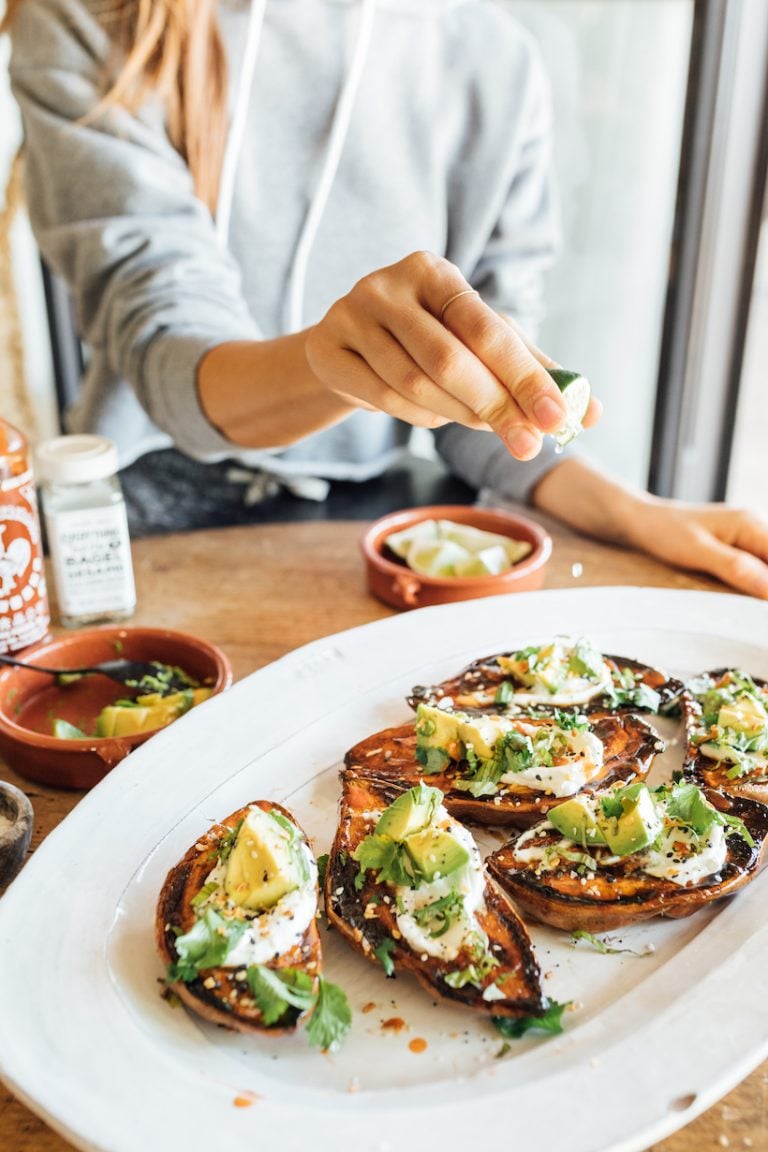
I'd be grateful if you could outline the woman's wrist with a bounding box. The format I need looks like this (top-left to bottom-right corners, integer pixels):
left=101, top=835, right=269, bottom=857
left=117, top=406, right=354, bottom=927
left=531, top=456, right=655, bottom=548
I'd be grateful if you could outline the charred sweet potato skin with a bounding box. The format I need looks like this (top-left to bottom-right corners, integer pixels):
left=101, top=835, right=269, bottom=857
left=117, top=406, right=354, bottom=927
left=157, top=800, right=322, bottom=1035
left=343, top=711, right=661, bottom=828
left=486, top=792, right=768, bottom=933
left=325, top=769, right=544, bottom=1019
left=409, top=654, right=682, bottom=715
left=682, top=670, right=768, bottom=805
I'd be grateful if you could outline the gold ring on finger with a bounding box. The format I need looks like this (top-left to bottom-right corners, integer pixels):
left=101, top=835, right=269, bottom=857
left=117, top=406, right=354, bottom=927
left=440, top=288, right=479, bottom=324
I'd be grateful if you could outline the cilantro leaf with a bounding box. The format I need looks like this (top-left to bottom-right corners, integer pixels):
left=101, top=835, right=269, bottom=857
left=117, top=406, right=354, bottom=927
left=664, top=781, right=755, bottom=848
left=246, top=965, right=316, bottom=1025
left=168, top=909, right=246, bottom=982
left=665, top=781, right=721, bottom=835
left=605, top=671, right=661, bottom=712
left=492, top=999, right=569, bottom=1039
left=374, top=937, right=397, bottom=976
left=353, top=835, right=416, bottom=890
left=306, top=978, right=352, bottom=1052
left=316, top=853, right=329, bottom=890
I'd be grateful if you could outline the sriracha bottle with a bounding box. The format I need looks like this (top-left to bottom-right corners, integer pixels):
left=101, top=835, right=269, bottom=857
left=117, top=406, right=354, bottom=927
left=0, top=417, right=50, bottom=653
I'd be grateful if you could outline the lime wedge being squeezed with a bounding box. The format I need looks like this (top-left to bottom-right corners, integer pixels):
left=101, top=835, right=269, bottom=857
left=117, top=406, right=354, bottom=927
left=547, top=368, right=591, bottom=447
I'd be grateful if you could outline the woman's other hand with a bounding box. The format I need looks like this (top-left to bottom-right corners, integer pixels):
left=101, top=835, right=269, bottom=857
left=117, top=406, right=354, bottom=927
left=626, top=500, right=768, bottom=599
left=305, top=250, right=600, bottom=460
left=533, top=457, right=768, bottom=599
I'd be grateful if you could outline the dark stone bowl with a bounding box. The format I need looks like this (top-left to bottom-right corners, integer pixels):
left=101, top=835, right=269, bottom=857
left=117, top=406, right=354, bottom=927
left=0, top=781, right=34, bottom=891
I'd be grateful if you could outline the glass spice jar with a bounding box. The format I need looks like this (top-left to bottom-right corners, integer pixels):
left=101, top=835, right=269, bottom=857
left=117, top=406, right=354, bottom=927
left=0, top=417, right=51, bottom=653
left=36, top=434, right=136, bottom=628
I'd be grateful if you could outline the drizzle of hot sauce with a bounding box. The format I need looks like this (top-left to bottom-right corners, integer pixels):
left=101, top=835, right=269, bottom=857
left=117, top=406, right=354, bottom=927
left=408, top=1037, right=428, bottom=1054
left=361, top=1002, right=377, bottom=1014
left=381, top=1017, right=406, bottom=1033
left=233, top=1091, right=262, bottom=1108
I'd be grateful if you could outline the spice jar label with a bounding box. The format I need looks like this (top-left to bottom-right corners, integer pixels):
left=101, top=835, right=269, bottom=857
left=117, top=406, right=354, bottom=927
left=46, top=504, right=136, bottom=617
left=0, top=469, right=50, bottom=653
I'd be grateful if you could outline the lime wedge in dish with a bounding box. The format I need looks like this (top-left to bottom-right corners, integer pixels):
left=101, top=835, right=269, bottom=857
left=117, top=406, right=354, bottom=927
left=455, top=544, right=510, bottom=577
left=385, top=519, right=439, bottom=559
left=547, top=368, right=591, bottom=447
left=406, top=540, right=472, bottom=578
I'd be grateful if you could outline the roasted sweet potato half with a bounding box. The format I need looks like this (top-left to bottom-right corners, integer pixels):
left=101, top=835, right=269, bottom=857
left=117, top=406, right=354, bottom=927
left=157, top=800, right=322, bottom=1035
left=344, top=711, right=662, bottom=828
left=682, top=669, right=768, bottom=805
left=486, top=792, right=768, bottom=934
left=325, top=770, right=545, bottom=1020
left=409, top=653, right=681, bottom=715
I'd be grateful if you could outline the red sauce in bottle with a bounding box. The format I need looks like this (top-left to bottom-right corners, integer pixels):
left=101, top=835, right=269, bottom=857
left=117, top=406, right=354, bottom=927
left=0, top=419, right=50, bottom=653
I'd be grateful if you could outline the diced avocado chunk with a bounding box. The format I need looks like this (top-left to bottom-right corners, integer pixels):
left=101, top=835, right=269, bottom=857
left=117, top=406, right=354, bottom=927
left=456, top=713, right=513, bottom=760
left=598, top=786, right=662, bottom=856
left=415, top=704, right=463, bottom=755
left=718, top=695, right=767, bottom=736
left=548, top=796, right=607, bottom=847
left=223, top=807, right=303, bottom=911
left=374, top=784, right=441, bottom=842
left=403, top=827, right=470, bottom=882
left=94, top=688, right=210, bottom=737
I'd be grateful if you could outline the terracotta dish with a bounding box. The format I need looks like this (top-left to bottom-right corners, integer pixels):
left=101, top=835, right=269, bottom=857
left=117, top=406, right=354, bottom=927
left=0, top=781, right=34, bottom=891
left=0, top=627, right=232, bottom=790
left=361, top=505, right=552, bottom=610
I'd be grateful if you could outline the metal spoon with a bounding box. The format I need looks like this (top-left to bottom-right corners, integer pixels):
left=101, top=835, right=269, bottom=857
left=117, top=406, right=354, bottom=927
left=0, top=654, right=191, bottom=695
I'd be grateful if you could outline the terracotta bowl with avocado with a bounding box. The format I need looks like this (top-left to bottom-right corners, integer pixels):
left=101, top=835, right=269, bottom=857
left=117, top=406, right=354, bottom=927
left=0, top=626, right=232, bottom=790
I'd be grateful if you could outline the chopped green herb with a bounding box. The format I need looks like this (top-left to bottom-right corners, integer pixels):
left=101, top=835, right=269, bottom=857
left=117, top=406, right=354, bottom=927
left=495, top=1041, right=512, bottom=1059
left=246, top=965, right=315, bottom=1025
left=374, top=937, right=397, bottom=977
left=605, top=670, right=661, bottom=712
left=316, top=853, right=329, bottom=890
left=190, top=881, right=220, bottom=908
left=217, top=819, right=244, bottom=864
left=494, top=681, right=513, bottom=706
left=412, top=890, right=464, bottom=938
left=353, top=834, right=417, bottom=890
left=167, top=909, right=247, bottom=982
left=570, top=930, right=652, bottom=956
left=305, top=978, right=352, bottom=1052
left=492, top=999, right=569, bottom=1039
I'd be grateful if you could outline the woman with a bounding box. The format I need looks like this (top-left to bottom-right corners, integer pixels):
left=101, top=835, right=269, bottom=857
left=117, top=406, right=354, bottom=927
left=5, top=0, right=768, bottom=597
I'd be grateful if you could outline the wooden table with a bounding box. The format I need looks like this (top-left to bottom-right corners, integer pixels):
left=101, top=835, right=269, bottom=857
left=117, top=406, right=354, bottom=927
left=1, top=516, right=765, bottom=1152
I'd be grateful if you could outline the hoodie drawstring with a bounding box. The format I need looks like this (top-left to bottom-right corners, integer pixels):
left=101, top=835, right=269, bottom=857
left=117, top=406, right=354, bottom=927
left=284, top=0, right=377, bottom=333
left=216, top=0, right=268, bottom=246
left=215, top=0, right=378, bottom=334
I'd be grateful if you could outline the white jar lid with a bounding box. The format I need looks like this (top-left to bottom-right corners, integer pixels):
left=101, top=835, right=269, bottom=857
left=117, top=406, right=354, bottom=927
left=36, top=435, right=119, bottom=483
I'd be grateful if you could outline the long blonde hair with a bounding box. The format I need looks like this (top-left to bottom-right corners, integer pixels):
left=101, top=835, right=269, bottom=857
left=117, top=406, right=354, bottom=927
left=2, top=0, right=228, bottom=213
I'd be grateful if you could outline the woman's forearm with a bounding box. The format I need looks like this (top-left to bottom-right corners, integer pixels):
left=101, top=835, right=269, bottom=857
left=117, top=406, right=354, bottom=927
left=197, top=333, right=356, bottom=449
left=531, top=456, right=648, bottom=546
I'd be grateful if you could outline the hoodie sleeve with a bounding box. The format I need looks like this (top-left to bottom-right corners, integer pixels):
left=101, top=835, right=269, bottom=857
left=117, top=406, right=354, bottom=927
left=9, top=0, right=260, bottom=458
left=435, top=21, right=568, bottom=505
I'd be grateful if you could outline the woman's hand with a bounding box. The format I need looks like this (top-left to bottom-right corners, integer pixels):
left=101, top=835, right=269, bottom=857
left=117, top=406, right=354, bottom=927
left=626, top=500, right=768, bottom=599
left=305, top=250, right=600, bottom=461
left=533, top=458, right=768, bottom=599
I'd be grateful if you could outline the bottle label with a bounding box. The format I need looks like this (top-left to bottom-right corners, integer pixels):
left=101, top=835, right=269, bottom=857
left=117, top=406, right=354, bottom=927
left=46, top=503, right=136, bottom=617
left=0, top=469, right=50, bottom=653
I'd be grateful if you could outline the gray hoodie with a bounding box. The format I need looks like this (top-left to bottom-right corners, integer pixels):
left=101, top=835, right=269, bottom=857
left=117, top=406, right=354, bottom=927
left=9, top=0, right=563, bottom=500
